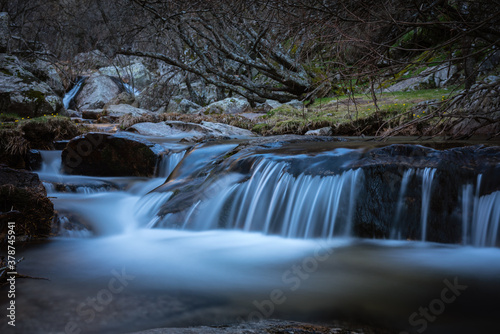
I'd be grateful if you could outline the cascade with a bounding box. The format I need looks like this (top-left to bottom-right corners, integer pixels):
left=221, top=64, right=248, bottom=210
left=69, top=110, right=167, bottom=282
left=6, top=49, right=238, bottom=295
left=462, top=175, right=500, bottom=247
left=390, top=169, right=414, bottom=239
left=156, top=151, right=186, bottom=178
left=62, top=77, right=86, bottom=109
left=419, top=167, right=436, bottom=241
left=176, top=159, right=363, bottom=238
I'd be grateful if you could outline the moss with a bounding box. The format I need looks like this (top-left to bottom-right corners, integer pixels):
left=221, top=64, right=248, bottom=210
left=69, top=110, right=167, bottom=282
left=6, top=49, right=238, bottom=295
left=24, top=89, right=46, bottom=103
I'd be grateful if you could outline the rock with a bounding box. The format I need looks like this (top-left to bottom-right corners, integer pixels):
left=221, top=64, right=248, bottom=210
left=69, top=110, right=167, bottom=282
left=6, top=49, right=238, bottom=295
left=74, top=73, right=121, bottom=110
left=61, top=132, right=162, bottom=176
left=285, top=99, right=304, bottom=109
left=128, top=120, right=255, bottom=141
left=479, top=50, right=500, bottom=75
left=99, top=62, right=153, bottom=90
left=0, top=12, right=9, bottom=53
left=104, top=104, right=151, bottom=119
left=137, top=77, right=173, bottom=112
left=451, top=81, right=500, bottom=136
left=200, top=121, right=255, bottom=137
left=0, top=54, right=63, bottom=117
left=254, top=99, right=283, bottom=113
left=72, top=50, right=110, bottom=70
left=383, top=64, right=457, bottom=93
left=201, top=97, right=251, bottom=115
left=0, top=166, right=54, bottom=243
left=433, top=64, right=457, bottom=87
left=81, top=109, right=103, bottom=120
left=21, top=58, right=65, bottom=96
left=305, top=127, right=333, bottom=136
left=178, top=99, right=201, bottom=113
left=105, top=91, right=136, bottom=107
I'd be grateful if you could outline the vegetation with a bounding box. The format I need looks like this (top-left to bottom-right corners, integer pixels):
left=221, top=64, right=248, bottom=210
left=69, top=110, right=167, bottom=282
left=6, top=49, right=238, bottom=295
left=1, top=0, right=499, bottom=137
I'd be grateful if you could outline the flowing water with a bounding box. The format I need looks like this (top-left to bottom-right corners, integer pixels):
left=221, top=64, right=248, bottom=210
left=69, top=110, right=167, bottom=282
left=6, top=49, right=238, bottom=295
left=3, top=141, right=500, bottom=334
left=63, top=77, right=86, bottom=109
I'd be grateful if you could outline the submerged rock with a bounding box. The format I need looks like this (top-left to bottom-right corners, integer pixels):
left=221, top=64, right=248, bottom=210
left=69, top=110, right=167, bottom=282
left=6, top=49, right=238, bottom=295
left=61, top=132, right=162, bottom=176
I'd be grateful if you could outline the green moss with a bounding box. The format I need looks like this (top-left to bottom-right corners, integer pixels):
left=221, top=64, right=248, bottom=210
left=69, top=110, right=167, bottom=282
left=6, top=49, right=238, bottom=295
left=24, top=89, right=46, bottom=103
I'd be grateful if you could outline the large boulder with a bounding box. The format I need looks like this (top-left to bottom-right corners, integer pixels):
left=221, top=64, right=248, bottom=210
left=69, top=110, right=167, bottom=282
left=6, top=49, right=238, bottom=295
left=74, top=73, right=121, bottom=110
left=0, top=54, right=63, bottom=117
left=128, top=120, right=255, bottom=141
left=99, top=62, right=153, bottom=91
left=61, top=132, right=162, bottom=176
left=0, top=167, right=54, bottom=243
left=200, top=97, right=251, bottom=115
left=21, top=58, right=65, bottom=96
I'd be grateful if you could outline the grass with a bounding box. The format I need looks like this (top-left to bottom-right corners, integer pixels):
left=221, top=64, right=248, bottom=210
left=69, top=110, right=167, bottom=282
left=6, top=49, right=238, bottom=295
left=115, top=87, right=457, bottom=137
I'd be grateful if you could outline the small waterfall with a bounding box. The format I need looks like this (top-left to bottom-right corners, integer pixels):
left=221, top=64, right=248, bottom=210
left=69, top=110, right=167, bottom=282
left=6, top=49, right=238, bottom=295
left=124, top=82, right=141, bottom=96
left=390, top=169, right=414, bottom=239
left=462, top=175, right=500, bottom=247
left=419, top=168, right=436, bottom=241
left=156, top=151, right=186, bottom=178
left=63, top=77, right=86, bottom=109
left=180, top=159, right=363, bottom=238
left=39, top=150, right=62, bottom=174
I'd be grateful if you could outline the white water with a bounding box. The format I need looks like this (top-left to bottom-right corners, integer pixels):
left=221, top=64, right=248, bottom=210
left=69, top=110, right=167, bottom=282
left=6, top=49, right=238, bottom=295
left=391, top=169, right=414, bottom=239
left=156, top=151, right=186, bottom=178
left=462, top=175, right=500, bottom=247
left=419, top=167, right=436, bottom=241
left=180, top=159, right=362, bottom=238
left=5, top=145, right=500, bottom=334
left=63, top=77, right=86, bottom=109
left=124, top=82, right=141, bottom=96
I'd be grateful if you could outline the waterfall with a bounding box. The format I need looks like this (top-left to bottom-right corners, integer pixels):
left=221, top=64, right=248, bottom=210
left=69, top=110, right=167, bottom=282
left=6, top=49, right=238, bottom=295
left=63, top=77, right=86, bottom=109
left=391, top=169, right=414, bottom=239
left=124, top=82, right=141, bottom=96
left=419, top=168, right=436, bottom=241
left=39, top=150, right=62, bottom=174
left=178, top=159, right=363, bottom=238
left=462, top=175, right=500, bottom=247
left=156, top=151, right=186, bottom=178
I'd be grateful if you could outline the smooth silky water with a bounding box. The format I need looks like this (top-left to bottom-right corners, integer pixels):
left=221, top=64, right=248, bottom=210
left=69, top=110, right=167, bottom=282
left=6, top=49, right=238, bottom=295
left=3, top=142, right=500, bottom=334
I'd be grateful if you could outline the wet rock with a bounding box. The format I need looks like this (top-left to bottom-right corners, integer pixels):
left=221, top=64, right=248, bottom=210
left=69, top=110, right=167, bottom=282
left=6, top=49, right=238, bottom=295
left=61, top=132, right=162, bottom=176
left=0, top=167, right=54, bottom=243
